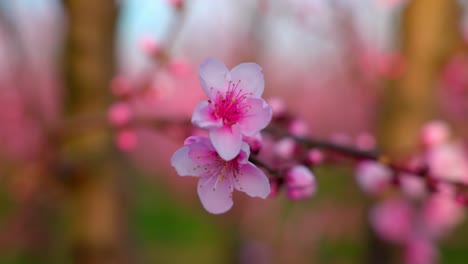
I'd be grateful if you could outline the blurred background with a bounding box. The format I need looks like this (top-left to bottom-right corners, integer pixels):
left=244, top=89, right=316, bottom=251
left=0, top=0, right=467, bottom=263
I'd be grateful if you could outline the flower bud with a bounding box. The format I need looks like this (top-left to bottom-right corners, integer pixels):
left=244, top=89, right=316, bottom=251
left=286, top=165, right=316, bottom=201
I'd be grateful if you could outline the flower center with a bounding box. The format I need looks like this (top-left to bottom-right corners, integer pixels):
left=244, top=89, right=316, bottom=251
left=210, top=80, right=252, bottom=126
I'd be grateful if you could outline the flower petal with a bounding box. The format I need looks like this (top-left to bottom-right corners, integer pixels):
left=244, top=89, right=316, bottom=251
left=191, top=101, right=222, bottom=129
left=199, top=58, right=229, bottom=100
left=171, top=146, right=202, bottom=177
left=229, top=62, right=264, bottom=98
left=197, top=176, right=234, bottom=214
left=235, top=162, right=270, bottom=198
left=238, top=98, right=272, bottom=136
left=210, top=124, right=242, bottom=161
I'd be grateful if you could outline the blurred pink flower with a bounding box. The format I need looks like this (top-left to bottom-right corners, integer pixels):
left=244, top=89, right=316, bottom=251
left=422, top=192, right=465, bottom=239
left=274, top=137, right=296, bottom=160
left=108, top=102, right=132, bottom=127
left=192, top=58, right=272, bottom=160
left=171, top=136, right=270, bottom=214
left=426, top=142, right=468, bottom=184
left=354, top=161, right=392, bottom=194
left=116, top=129, right=137, bottom=152
left=404, top=235, right=438, bottom=264
left=419, top=120, right=450, bottom=149
left=370, top=199, right=413, bottom=243
left=286, top=165, right=316, bottom=201
left=138, top=35, right=160, bottom=56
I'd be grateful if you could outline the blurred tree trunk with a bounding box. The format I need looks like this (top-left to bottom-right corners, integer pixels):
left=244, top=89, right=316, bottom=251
left=371, top=0, right=463, bottom=263
left=377, top=0, right=463, bottom=155
left=63, top=1, right=131, bottom=264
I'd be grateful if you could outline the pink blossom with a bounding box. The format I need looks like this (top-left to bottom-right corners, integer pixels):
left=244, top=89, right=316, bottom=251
left=192, top=58, right=272, bottom=160
left=285, top=165, right=316, bottom=201
left=171, top=136, right=270, bottom=214
left=370, top=199, right=413, bottom=243
left=307, top=149, right=324, bottom=165
left=426, top=142, right=468, bottom=184
left=420, top=120, right=450, bottom=149
left=400, top=173, right=426, bottom=199
left=139, top=35, right=160, bottom=56
left=354, top=161, right=392, bottom=194
left=288, top=118, right=308, bottom=137
left=267, top=97, right=286, bottom=118
left=243, top=133, right=263, bottom=154
left=422, top=192, right=465, bottom=238
left=274, top=137, right=296, bottom=159
left=108, top=102, right=132, bottom=127
left=355, top=132, right=376, bottom=151
left=116, top=129, right=137, bottom=152
left=404, top=235, right=438, bottom=264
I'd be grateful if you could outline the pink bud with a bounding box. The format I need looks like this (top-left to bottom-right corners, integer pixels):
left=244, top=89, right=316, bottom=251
left=268, top=178, right=280, bottom=198
left=400, top=173, right=426, bottom=199
left=139, top=35, right=160, bottom=56
left=274, top=138, right=296, bottom=159
left=288, top=118, right=308, bottom=137
left=267, top=97, right=286, bottom=118
left=370, top=199, right=412, bottom=243
left=286, top=165, right=316, bottom=201
left=116, top=129, right=137, bottom=152
left=420, top=120, right=450, bottom=149
left=243, top=133, right=263, bottom=154
left=307, top=149, right=323, bottom=165
left=354, top=161, right=392, bottom=194
left=108, top=102, right=132, bottom=127
left=355, top=132, right=376, bottom=150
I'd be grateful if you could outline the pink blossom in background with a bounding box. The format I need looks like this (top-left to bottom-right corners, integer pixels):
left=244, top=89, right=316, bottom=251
left=243, top=133, right=263, bottom=154
left=285, top=165, right=316, bottom=201
left=273, top=137, right=297, bottom=160
left=192, top=58, right=272, bottom=161
left=422, top=193, right=465, bottom=239
left=267, top=97, right=286, bottom=118
left=370, top=198, right=413, bottom=243
left=307, top=149, right=324, bottom=165
left=116, top=129, right=137, bottom=152
left=171, top=136, right=270, bottom=214
left=404, top=235, right=438, bottom=264
left=399, top=173, right=426, bottom=199
left=288, top=118, right=308, bottom=137
left=425, top=142, right=468, bottom=184
left=108, top=102, right=133, bottom=127
left=138, top=35, right=161, bottom=56
left=354, top=161, right=392, bottom=194
left=355, top=132, right=376, bottom=151
left=419, top=120, right=450, bottom=149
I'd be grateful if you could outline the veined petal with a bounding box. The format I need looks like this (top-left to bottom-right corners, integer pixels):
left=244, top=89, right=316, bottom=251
left=229, top=63, right=264, bottom=98
left=197, top=176, right=234, bottom=214
left=199, top=58, right=229, bottom=100
left=238, top=98, right=272, bottom=136
left=235, top=162, right=270, bottom=198
left=171, top=146, right=203, bottom=177
left=191, top=101, right=222, bottom=129
left=210, top=124, right=242, bottom=161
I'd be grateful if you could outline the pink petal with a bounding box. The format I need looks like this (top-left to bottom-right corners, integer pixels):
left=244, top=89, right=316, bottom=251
left=235, top=162, right=270, bottom=198
left=210, top=124, right=242, bottom=161
left=238, top=98, right=272, bottom=136
left=171, top=146, right=202, bottom=177
left=197, top=176, right=234, bottom=214
left=199, top=58, right=229, bottom=100
left=236, top=141, right=251, bottom=164
left=191, top=101, right=222, bottom=129
left=229, top=63, right=264, bottom=98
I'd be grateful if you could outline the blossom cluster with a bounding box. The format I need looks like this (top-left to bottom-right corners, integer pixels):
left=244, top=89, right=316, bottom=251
left=171, top=58, right=273, bottom=214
